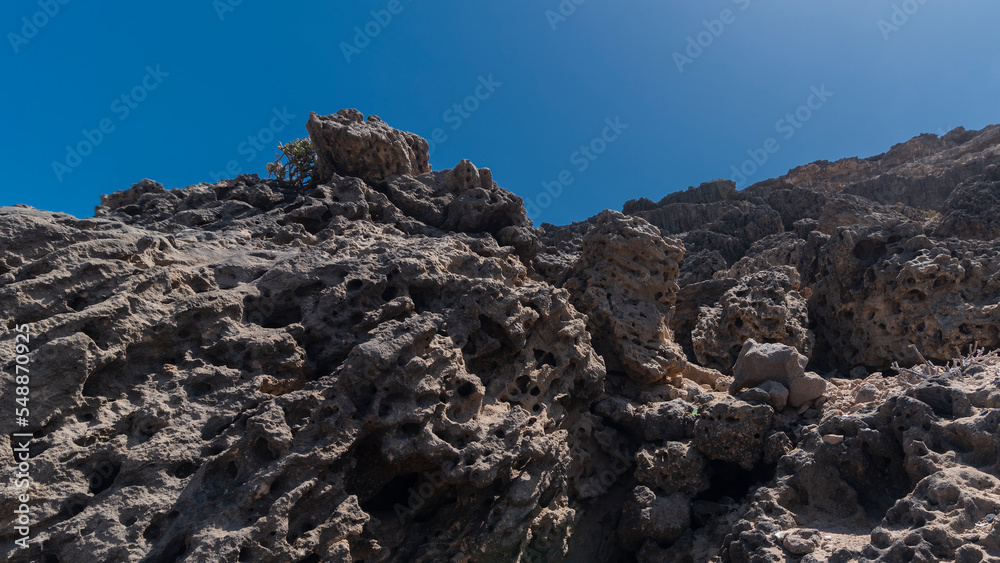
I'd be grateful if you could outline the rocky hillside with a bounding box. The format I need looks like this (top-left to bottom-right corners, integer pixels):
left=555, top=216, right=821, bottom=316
left=1, top=109, right=999, bottom=562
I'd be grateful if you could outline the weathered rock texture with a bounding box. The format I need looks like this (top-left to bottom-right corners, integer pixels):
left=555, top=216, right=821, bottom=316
left=2, top=112, right=1000, bottom=562
left=564, top=210, right=687, bottom=385
left=306, top=109, right=431, bottom=185
left=692, top=267, right=813, bottom=373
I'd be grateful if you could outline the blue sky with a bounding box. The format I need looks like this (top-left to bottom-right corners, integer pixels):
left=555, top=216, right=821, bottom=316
left=3, top=1, right=999, bottom=226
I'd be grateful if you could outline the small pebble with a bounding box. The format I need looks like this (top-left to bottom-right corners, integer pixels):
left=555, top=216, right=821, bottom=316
left=822, top=434, right=845, bottom=445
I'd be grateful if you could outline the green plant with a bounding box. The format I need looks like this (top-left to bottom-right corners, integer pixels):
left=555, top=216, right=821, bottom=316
left=922, top=209, right=940, bottom=219
left=266, top=137, right=315, bottom=187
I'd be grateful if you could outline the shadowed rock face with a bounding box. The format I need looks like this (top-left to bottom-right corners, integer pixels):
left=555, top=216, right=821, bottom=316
left=2, top=111, right=1000, bottom=562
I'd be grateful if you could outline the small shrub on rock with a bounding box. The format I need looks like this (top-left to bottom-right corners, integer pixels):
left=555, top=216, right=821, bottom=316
left=266, top=137, right=316, bottom=188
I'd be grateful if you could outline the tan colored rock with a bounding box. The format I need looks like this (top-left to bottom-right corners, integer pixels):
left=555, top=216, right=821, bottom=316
left=782, top=528, right=822, bottom=555
left=789, top=372, right=828, bottom=408
left=565, top=210, right=687, bottom=385
left=692, top=266, right=813, bottom=373
left=307, top=108, right=430, bottom=184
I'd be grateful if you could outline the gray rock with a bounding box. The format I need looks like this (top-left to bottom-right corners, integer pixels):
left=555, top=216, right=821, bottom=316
left=758, top=380, right=789, bottom=412
left=732, top=339, right=808, bottom=393
left=306, top=108, right=430, bottom=184
left=692, top=267, right=813, bottom=373
left=565, top=210, right=687, bottom=385
left=616, top=486, right=691, bottom=551
left=788, top=372, right=828, bottom=407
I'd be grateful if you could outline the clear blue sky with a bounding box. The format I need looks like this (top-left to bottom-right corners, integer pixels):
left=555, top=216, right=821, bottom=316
left=3, top=1, right=999, bottom=225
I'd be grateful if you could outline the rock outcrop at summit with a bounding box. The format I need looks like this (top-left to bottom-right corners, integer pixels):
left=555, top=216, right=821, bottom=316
left=3, top=111, right=1000, bottom=562
left=307, top=109, right=431, bottom=184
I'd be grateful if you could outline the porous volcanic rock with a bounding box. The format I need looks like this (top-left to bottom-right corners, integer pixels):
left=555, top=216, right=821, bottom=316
left=723, top=363, right=1000, bottom=563
left=4, top=111, right=1000, bottom=563
left=564, top=210, right=687, bottom=385
left=380, top=159, right=530, bottom=236
left=692, top=266, right=814, bottom=373
left=307, top=109, right=431, bottom=184
left=809, top=220, right=1000, bottom=370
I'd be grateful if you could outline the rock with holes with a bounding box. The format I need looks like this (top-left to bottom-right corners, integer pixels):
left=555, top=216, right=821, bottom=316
left=725, top=363, right=1000, bottom=563
left=692, top=266, right=814, bottom=374
left=0, top=137, right=610, bottom=562
left=8, top=111, right=1000, bottom=563
left=694, top=395, right=773, bottom=470
left=565, top=210, right=687, bottom=385
left=381, top=159, right=531, bottom=236
left=634, top=441, right=711, bottom=497
left=616, top=486, right=691, bottom=552
left=809, top=221, right=1000, bottom=370
left=306, top=108, right=431, bottom=185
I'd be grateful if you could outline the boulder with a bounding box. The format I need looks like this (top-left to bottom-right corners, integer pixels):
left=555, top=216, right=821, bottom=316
left=731, top=339, right=808, bottom=393
left=306, top=108, right=430, bottom=184
left=788, top=372, right=828, bottom=408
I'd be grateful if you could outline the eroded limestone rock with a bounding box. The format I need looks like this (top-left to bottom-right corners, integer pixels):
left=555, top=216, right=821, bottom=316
left=307, top=109, right=430, bottom=184
left=692, top=267, right=814, bottom=373
left=565, top=210, right=687, bottom=385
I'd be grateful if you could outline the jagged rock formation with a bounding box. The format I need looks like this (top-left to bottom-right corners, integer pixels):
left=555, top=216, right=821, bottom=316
left=564, top=210, right=687, bottom=385
left=2, top=111, right=1000, bottom=562
left=692, top=267, right=813, bottom=373
left=306, top=109, right=431, bottom=185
